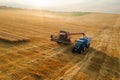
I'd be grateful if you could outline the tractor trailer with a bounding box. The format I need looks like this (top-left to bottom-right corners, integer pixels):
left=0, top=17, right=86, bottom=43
left=72, top=37, right=91, bottom=53
left=50, top=30, right=91, bottom=53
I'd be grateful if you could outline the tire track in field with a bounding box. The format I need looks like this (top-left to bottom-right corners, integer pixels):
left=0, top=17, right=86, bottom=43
left=54, top=26, right=109, bottom=80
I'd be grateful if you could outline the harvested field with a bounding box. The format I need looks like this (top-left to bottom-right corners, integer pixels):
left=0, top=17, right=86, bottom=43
left=0, top=9, right=120, bottom=80
left=0, top=31, right=29, bottom=43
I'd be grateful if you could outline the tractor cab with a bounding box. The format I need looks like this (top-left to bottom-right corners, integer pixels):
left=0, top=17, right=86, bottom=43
left=72, top=37, right=91, bottom=53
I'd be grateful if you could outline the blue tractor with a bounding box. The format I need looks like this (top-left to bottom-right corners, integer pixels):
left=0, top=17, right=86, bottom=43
left=72, top=37, right=91, bottom=53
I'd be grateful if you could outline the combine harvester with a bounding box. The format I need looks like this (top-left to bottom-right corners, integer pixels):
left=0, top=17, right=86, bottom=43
left=50, top=30, right=91, bottom=53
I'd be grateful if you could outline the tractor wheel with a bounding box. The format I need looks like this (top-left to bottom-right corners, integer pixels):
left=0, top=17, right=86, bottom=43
left=82, top=47, right=85, bottom=52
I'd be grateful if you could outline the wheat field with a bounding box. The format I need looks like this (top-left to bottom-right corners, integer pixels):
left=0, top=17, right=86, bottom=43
left=0, top=8, right=120, bottom=80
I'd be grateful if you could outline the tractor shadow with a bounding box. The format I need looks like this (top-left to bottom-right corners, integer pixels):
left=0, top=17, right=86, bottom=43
left=28, top=43, right=119, bottom=80
left=63, top=46, right=120, bottom=80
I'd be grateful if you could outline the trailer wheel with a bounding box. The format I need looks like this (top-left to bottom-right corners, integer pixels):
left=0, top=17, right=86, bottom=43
left=72, top=49, right=75, bottom=53
left=79, top=47, right=84, bottom=53
left=72, top=47, right=76, bottom=53
left=82, top=47, right=85, bottom=52
left=78, top=49, right=82, bottom=54
left=87, top=44, right=90, bottom=48
left=72, top=48, right=74, bottom=53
